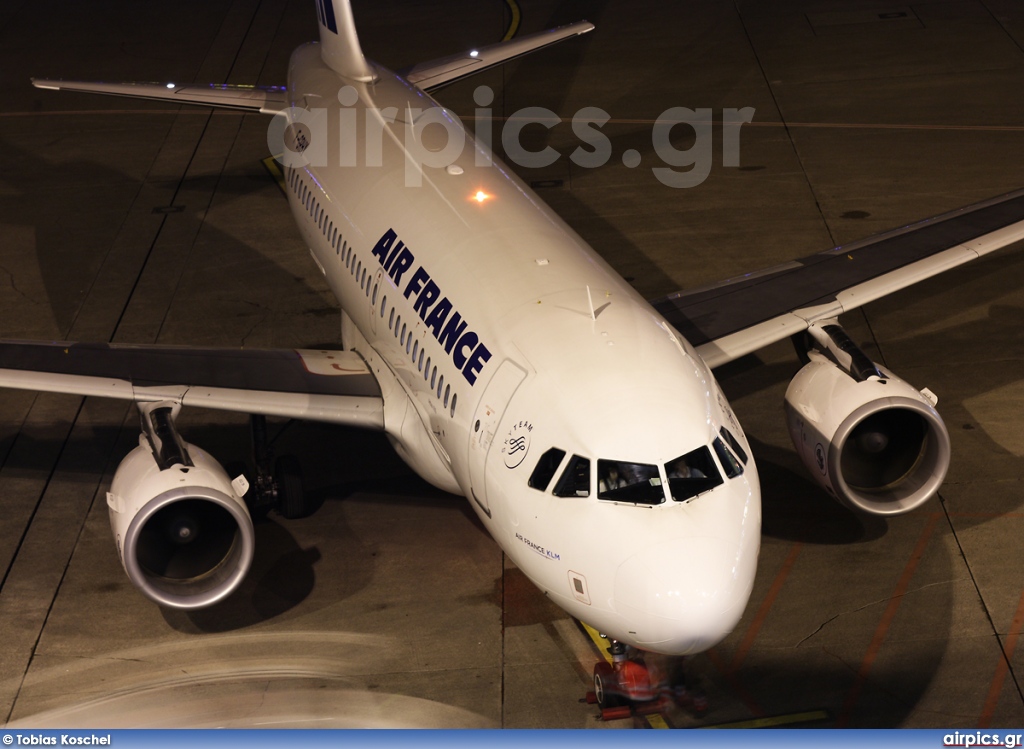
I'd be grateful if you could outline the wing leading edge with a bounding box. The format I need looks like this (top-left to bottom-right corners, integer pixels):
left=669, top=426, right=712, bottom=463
left=0, top=342, right=383, bottom=428
left=651, top=189, right=1024, bottom=369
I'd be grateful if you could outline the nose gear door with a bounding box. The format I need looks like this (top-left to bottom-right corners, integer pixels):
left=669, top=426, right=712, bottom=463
left=468, top=359, right=527, bottom=516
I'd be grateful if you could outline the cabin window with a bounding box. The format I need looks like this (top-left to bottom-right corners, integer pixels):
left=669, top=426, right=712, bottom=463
left=389, top=308, right=395, bottom=329
left=412, top=340, right=419, bottom=361
left=437, top=375, right=444, bottom=399
left=424, top=357, right=431, bottom=379
left=553, top=455, right=590, bottom=497
left=443, top=384, right=450, bottom=407
left=417, top=349, right=424, bottom=372
left=529, top=447, right=566, bottom=491
left=372, top=283, right=378, bottom=305
left=450, top=393, right=457, bottom=417
left=597, top=460, right=664, bottom=504
left=666, top=447, right=723, bottom=502
left=380, top=295, right=387, bottom=317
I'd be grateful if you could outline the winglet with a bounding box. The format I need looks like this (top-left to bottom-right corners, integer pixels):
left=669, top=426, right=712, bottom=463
left=315, top=0, right=376, bottom=82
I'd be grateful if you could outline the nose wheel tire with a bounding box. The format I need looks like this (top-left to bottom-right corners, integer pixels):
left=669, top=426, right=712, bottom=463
left=593, top=661, right=624, bottom=710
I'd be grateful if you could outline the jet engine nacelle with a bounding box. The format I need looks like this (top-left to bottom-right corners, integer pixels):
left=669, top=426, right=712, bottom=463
left=784, top=352, right=951, bottom=515
left=106, top=436, right=254, bottom=609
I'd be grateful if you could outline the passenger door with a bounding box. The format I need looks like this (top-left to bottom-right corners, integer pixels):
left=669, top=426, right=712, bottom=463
left=467, top=359, right=527, bottom=516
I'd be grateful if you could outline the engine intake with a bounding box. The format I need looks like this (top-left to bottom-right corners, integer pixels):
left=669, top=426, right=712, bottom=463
left=784, top=352, right=951, bottom=515
left=107, top=404, right=253, bottom=609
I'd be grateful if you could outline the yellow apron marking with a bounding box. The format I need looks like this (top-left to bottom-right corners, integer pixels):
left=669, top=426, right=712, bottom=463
left=700, top=710, right=829, bottom=729
left=645, top=714, right=670, bottom=729
left=581, top=621, right=612, bottom=663
left=502, top=0, right=521, bottom=41
left=262, top=155, right=287, bottom=194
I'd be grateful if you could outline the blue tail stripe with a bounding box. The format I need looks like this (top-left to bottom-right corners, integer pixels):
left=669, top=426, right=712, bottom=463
left=321, top=0, right=338, bottom=34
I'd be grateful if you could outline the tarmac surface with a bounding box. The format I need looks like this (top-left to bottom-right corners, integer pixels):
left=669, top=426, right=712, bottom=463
left=1, top=0, right=1024, bottom=729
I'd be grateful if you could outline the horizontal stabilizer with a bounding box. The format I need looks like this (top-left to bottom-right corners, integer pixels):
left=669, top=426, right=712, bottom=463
left=30, top=79, right=287, bottom=113
left=405, top=20, right=595, bottom=92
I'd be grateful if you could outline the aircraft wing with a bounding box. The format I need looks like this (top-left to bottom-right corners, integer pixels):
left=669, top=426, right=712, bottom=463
left=0, top=341, right=383, bottom=428
left=30, top=79, right=287, bottom=114
left=405, top=21, right=595, bottom=92
left=651, top=188, right=1024, bottom=369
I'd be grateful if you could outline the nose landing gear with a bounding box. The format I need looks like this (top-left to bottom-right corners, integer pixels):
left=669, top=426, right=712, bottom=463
left=588, top=640, right=708, bottom=724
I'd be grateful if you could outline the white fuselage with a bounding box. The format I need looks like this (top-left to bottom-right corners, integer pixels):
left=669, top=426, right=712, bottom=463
left=282, top=44, right=761, bottom=655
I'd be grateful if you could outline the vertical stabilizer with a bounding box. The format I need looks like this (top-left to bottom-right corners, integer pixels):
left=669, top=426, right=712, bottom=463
left=314, top=0, right=376, bottom=82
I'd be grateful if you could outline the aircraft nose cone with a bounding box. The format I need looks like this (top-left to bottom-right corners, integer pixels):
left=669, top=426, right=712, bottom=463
left=613, top=536, right=750, bottom=654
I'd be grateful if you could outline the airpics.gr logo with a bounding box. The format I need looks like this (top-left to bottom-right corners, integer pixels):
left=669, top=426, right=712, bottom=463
left=268, top=84, right=754, bottom=189
left=503, top=420, right=533, bottom=469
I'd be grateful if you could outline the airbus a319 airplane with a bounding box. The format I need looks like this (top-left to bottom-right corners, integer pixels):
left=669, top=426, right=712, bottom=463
left=16, top=0, right=1024, bottom=710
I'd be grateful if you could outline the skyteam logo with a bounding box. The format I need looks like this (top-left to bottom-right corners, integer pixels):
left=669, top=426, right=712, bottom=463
left=503, top=420, right=533, bottom=469
left=315, top=0, right=338, bottom=34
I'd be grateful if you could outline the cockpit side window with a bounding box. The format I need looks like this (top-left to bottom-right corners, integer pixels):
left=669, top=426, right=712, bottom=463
left=529, top=447, right=567, bottom=492
left=597, top=460, right=664, bottom=505
left=666, top=447, right=723, bottom=502
left=713, top=437, right=744, bottom=478
left=553, top=455, right=590, bottom=497
left=720, top=426, right=748, bottom=465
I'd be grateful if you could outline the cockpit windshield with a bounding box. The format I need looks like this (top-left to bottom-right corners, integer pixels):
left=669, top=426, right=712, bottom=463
left=553, top=454, right=590, bottom=497
left=538, top=432, right=746, bottom=505
left=597, top=460, right=664, bottom=505
left=666, top=446, right=723, bottom=502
